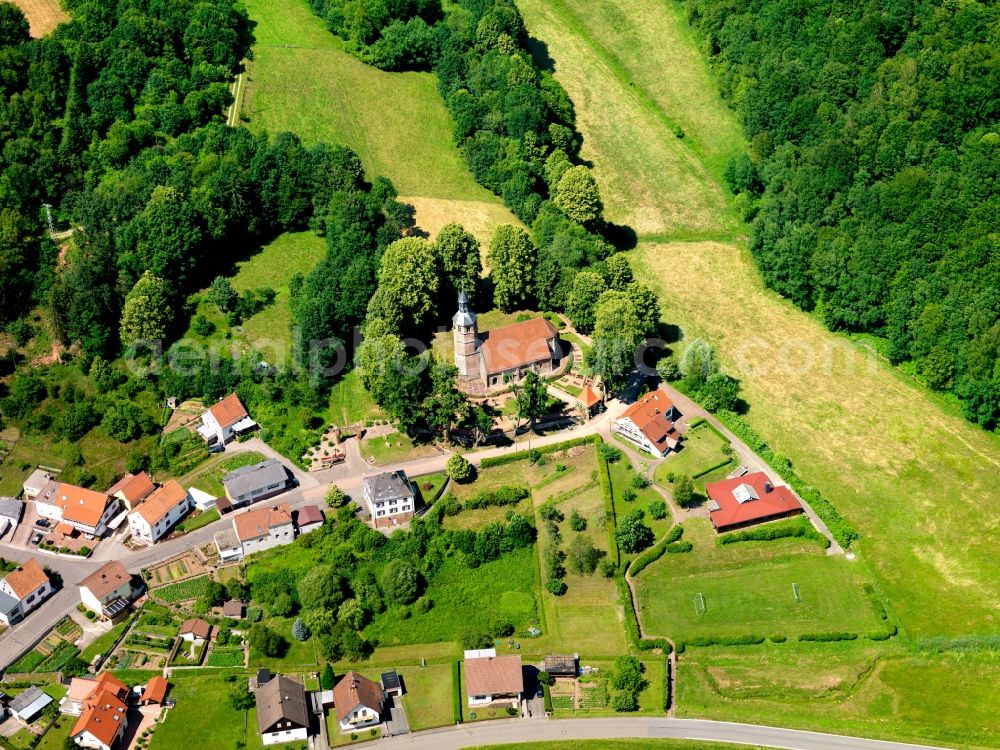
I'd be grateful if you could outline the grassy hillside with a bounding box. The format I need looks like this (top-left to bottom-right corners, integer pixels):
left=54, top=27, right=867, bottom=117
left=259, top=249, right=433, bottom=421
left=242, top=0, right=500, bottom=203
left=516, top=0, right=1000, bottom=639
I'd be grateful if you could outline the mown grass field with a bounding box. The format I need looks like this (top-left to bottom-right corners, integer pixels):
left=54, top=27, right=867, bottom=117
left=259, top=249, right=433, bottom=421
left=12, top=0, right=68, bottom=37
left=516, top=0, right=1000, bottom=641
left=634, top=519, right=879, bottom=640
left=655, top=422, right=733, bottom=486
left=678, top=642, right=1000, bottom=749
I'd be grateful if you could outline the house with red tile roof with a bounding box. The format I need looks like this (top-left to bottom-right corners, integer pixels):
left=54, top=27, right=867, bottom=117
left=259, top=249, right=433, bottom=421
left=69, top=686, right=128, bottom=750
left=127, top=480, right=192, bottom=545
left=333, top=672, right=383, bottom=732
left=453, top=293, right=562, bottom=389
left=705, top=472, right=804, bottom=532
left=197, top=393, right=257, bottom=447
left=463, top=648, right=523, bottom=707
left=140, top=676, right=168, bottom=706
left=61, top=673, right=128, bottom=717
left=0, top=558, right=52, bottom=626
left=613, top=389, right=681, bottom=457
left=105, top=472, right=155, bottom=511
left=233, top=504, right=294, bottom=557
left=294, top=505, right=324, bottom=534
left=34, top=482, right=120, bottom=537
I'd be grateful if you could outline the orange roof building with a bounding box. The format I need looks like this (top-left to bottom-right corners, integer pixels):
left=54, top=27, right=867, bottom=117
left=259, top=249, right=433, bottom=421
left=106, top=472, right=155, bottom=510
left=70, top=687, right=129, bottom=750
left=197, top=393, right=257, bottom=446
left=232, top=504, right=294, bottom=555
left=140, top=676, right=168, bottom=706
left=127, top=480, right=192, bottom=544
left=1, top=558, right=50, bottom=600
left=34, top=481, right=118, bottom=535
left=706, top=472, right=804, bottom=532
left=613, top=389, right=681, bottom=457
left=64, top=672, right=130, bottom=715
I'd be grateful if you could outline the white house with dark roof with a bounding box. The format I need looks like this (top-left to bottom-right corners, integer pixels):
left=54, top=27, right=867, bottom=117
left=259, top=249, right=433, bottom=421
left=79, top=561, right=135, bottom=620
left=255, top=674, right=309, bottom=745
left=9, top=686, right=52, bottom=724
left=197, top=393, right=257, bottom=446
left=362, top=471, right=415, bottom=529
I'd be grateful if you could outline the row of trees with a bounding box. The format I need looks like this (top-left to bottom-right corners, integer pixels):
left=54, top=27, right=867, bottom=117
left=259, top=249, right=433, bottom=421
left=689, top=0, right=1000, bottom=428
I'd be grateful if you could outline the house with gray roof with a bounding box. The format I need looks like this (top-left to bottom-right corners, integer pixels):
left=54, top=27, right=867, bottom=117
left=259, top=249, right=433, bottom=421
left=222, top=459, right=293, bottom=508
left=362, top=470, right=416, bottom=530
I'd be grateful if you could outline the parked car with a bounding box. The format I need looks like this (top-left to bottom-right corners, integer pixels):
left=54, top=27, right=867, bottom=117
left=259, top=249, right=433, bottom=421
left=30, top=533, right=42, bottom=545
left=208, top=443, right=225, bottom=454
left=36, top=518, right=50, bottom=529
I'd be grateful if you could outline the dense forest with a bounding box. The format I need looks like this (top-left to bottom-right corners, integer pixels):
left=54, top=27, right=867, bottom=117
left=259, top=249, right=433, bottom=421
left=685, top=0, right=1000, bottom=429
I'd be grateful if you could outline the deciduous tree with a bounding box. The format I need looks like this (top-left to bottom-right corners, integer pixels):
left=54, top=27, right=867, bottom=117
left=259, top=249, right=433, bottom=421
left=488, top=225, right=536, bottom=312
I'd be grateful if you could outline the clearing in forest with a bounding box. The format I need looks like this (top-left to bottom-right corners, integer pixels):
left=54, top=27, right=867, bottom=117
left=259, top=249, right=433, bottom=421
left=516, top=0, right=1000, bottom=638
left=12, top=0, right=68, bottom=37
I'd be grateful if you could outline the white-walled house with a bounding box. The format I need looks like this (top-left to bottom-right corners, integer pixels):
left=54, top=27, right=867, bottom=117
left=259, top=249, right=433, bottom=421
left=69, top=682, right=129, bottom=750
left=127, top=480, right=192, bottom=545
left=234, top=504, right=294, bottom=557
left=255, top=675, right=309, bottom=746
left=197, top=393, right=257, bottom=446
left=79, top=561, right=135, bottom=620
left=34, top=481, right=120, bottom=538
left=463, top=649, right=523, bottom=707
left=333, top=672, right=383, bottom=732
left=612, top=388, right=681, bottom=458
left=362, top=471, right=415, bottom=529
left=0, top=558, right=52, bottom=626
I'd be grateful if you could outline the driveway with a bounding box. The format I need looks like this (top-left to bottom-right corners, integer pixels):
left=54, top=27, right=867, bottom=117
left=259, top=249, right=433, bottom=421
left=377, top=717, right=948, bottom=750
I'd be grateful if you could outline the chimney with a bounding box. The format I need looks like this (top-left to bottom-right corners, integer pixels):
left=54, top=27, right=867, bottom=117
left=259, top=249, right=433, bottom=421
left=764, top=482, right=773, bottom=494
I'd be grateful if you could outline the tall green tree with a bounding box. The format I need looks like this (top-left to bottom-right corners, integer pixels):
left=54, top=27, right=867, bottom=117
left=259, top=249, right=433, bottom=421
left=488, top=225, right=536, bottom=312
left=366, top=236, right=440, bottom=334
left=435, top=222, right=482, bottom=297
left=587, top=290, right=644, bottom=394
left=566, top=271, right=606, bottom=334
left=555, top=166, right=603, bottom=224
left=119, top=271, right=173, bottom=346
left=515, top=370, right=549, bottom=430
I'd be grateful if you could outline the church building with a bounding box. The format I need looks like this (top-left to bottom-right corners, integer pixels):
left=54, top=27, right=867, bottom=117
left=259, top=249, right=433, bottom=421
left=453, top=292, right=561, bottom=389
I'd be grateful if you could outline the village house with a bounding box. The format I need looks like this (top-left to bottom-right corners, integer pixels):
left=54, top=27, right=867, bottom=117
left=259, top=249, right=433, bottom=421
left=579, top=383, right=603, bottom=419
left=79, top=561, right=136, bottom=621
left=33, top=481, right=120, bottom=538
left=127, top=480, right=192, bottom=545
left=61, top=673, right=129, bottom=717
left=69, top=677, right=129, bottom=750
left=9, top=686, right=52, bottom=724
left=453, top=292, right=562, bottom=389
left=213, top=527, right=243, bottom=563
left=293, top=505, right=324, bottom=535
left=197, top=393, right=257, bottom=447
left=362, top=471, right=415, bottom=529
left=333, top=671, right=383, bottom=732
left=0, top=558, right=52, bottom=627
left=105, top=472, right=155, bottom=511
left=233, top=503, right=294, bottom=558
left=255, top=674, right=310, bottom=746
left=0, top=496, right=22, bottom=537
left=705, top=472, right=804, bottom=532
left=613, top=389, right=681, bottom=457
left=222, top=459, right=294, bottom=508
left=178, top=618, right=212, bottom=645
left=464, top=648, right=523, bottom=707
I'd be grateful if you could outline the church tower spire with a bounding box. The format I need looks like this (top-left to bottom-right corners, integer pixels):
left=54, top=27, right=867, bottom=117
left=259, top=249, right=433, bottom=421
left=453, top=291, right=479, bottom=378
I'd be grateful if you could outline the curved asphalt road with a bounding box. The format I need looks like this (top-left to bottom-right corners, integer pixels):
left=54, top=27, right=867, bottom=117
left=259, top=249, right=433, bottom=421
left=378, top=717, right=947, bottom=750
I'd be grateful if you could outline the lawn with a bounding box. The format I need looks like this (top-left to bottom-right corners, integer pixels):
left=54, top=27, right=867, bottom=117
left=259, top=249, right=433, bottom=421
left=413, top=471, right=448, bottom=505
left=231, top=231, right=328, bottom=361
left=519, top=0, right=1000, bottom=641
left=396, top=663, right=455, bottom=731
left=175, top=507, right=220, bottom=533
left=654, top=422, right=733, bottom=484
left=80, top=618, right=134, bottom=662
left=328, top=370, right=386, bottom=426
left=150, top=675, right=256, bottom=750
left=364, top=547, right=538, bottom=647
left=249, top=616, right=320, bottom=669
left=634, top=520, right=882, bottom=640
left=359, top=432, right=439, bottom=466
left=184, top=451, right=266, bottom=498
left=606, top=455, right=672, bottom=556
left=243, top=0, right=505, bottom=207
left=678, top=642, right=1000, bottom=749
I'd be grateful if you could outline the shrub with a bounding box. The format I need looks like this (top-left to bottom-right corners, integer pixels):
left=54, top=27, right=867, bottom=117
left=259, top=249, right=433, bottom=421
left=598, top=559, right=616, bottom=577
left=648, top=500, right=667, bottom=520
left=569, top=510, right=587, bottom=531
left=718, top=518, right=826, bottom=546
left=598, top=444, right=623, bottom=463
left=464, top=485, right=529, bottom=510
left=631, top=474, right=650, bottom=489
left=769, top=634, right=787, bottom=643
left=666, top=540, right=693, bottom=553
left=546, top=579, right=568, bottom=596
left=446, top=454, right=474, bottom=483
left=621, top=488, right=637, bottom=503
left=798, top=632, right=858, bottom=642
left=245, top=607, right=263, bottom=623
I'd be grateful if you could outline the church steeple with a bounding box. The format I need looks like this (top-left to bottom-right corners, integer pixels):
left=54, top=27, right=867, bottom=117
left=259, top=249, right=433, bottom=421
left=453, top=291, right=479, bottom=378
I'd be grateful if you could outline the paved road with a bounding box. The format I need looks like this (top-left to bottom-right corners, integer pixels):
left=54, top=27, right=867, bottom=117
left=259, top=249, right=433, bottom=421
left=377, top=717, right=947, bottom=750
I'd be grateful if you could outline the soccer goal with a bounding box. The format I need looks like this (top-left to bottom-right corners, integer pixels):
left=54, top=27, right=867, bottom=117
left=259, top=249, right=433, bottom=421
left=694, top=592, right=707, bottom=614
left=792, top=583, right=802, bottom=603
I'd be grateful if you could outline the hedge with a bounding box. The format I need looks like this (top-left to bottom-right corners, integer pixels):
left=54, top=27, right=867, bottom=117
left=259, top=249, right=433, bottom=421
left=463, top=485, right=530, bottom=510
left=479, top=435, right=599, bottom=468
left=716, top=409, right=858, bottom=548
left=663, top=656, right=672, bottom=711
left=597, top=440, right=620, bottom=568
left=542, top=682, right=553, bottom=713
left=798, top=632, right=858, bottom=642
left=616, top=575, right=670, bottom=653
left=666, top=540, right=693, bottom=553
left=718, top=517, right=828, bottom=547
left=452, top=661, right=463, bottom=724
left=692, top=457, right=737, bottom=479
left=679, top=634, right=766, bottom=648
